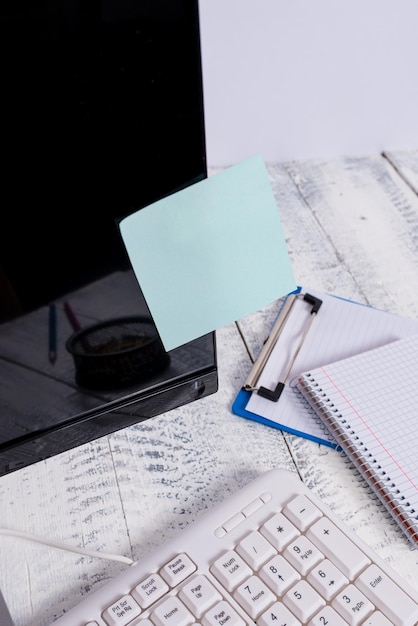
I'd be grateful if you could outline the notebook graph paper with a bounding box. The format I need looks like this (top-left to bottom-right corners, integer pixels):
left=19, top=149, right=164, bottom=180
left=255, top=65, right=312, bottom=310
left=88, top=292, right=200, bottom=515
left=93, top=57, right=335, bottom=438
left=297, top=334, right=418, bottom=545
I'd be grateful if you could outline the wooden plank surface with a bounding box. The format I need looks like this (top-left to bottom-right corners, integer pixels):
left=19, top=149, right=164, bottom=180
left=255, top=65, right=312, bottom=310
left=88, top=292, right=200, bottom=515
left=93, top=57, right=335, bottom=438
left=385, top=149, right=418, bottom=194
left=283, top=153, right=418, bottom=315
left=1, top=152, right=418, bottom=626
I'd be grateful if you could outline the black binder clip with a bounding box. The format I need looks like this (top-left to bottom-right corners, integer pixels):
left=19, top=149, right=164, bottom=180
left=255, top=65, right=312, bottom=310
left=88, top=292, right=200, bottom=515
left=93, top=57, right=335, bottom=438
left=244, top=292, right=323, bottom=402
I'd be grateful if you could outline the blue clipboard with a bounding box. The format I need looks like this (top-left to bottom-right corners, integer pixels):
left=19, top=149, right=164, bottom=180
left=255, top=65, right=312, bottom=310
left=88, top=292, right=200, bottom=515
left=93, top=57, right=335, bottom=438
left=232, top=387, right=335, bottom=447
left=232, top=287, right=418, bottom=447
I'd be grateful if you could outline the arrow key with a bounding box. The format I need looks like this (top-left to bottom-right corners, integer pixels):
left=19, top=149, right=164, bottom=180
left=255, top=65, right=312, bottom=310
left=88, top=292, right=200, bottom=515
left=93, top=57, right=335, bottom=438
left=307, top=559, right=348, bottom=601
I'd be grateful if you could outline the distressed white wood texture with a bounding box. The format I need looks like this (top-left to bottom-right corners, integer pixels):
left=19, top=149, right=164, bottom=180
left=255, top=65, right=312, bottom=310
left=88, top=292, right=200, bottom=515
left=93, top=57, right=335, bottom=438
left=1, top=151, right=418, bottom=626
left=385, top=149, right=418, bottom=194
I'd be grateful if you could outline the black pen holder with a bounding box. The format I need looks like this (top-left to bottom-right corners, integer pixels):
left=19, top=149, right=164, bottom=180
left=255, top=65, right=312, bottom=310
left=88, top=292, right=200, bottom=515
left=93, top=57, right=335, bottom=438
left=66, top=316, right=170, bottom=389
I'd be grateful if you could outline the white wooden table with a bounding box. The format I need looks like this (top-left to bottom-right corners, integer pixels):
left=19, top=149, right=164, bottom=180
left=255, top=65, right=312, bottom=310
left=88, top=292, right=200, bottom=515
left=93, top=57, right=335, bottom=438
left=1, top=150, right=418, bottom=626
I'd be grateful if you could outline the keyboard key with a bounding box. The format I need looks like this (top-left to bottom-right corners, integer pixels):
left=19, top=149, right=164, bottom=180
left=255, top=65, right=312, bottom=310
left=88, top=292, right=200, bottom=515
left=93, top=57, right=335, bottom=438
left=233, top=575, right=275, bottom=619
left=160, top=554, right=196, bottom=587
left=151, top=596, right=195, bottom=626
left=259, top=554, right=300, bottom=596
left=283, top=580, right=325, bottom=622
left=283, top=535, right=323, bottom=575
left=332, top=584, right=374, bottom=626
left=201, top=601, right=245, bottom=626
left=258, top=601, right=301, bottom=626
left=260, top=512, right=300, bottom=550
left=133, top=573, right=169, bottom=608
left=307, top=559, right=348, bottom=600
left=210, top=550, right=252, bottom=591
left=356, top=564, right=418, bottom=626
left=283, top=495, right=322, bottom=531
left=179, top=575, right=222, bottom=618
left=308, top=605, right=348, bottom=626
left=236, top=530, right=276, bottom=569
left=361, top=612, right=394, bottom=626
left=102, top=595, right=141, bottom=626
left=306, top=517, right=370, bottom=579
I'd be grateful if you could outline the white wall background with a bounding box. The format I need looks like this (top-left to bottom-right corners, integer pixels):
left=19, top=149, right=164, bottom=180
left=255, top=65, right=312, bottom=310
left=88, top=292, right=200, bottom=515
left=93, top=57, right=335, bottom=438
left=198, top=0, right=418, bottom=167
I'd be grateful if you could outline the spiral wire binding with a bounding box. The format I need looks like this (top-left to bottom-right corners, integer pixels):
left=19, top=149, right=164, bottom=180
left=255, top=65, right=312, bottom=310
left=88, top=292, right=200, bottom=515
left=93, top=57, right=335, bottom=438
left=290, top=379, right=336, bottom=442
left=299, top=372, right=418, bottom=547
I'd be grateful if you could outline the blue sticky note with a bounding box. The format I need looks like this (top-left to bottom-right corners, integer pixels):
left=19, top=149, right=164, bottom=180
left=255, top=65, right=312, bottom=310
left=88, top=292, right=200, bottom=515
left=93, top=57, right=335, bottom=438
left=119, top=154, right=296, bottom=351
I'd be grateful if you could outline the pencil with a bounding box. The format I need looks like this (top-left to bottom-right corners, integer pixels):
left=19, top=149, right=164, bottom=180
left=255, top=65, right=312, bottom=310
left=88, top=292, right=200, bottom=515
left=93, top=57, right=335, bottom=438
left=64, top=301, right=82, bottom=332
left=49, top=303, right=57, bottom=363
left=64, top=300, right=90, bottom=352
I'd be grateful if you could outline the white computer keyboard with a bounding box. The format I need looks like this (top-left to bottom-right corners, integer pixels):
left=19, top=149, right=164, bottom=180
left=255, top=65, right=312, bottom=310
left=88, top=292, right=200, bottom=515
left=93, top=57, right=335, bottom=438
left=52, top=469, right=418, bottom=626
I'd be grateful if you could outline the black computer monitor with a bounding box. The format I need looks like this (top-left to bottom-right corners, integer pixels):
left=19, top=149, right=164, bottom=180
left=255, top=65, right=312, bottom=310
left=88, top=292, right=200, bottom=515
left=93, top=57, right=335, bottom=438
left=0, top=0, right=218, bottom=476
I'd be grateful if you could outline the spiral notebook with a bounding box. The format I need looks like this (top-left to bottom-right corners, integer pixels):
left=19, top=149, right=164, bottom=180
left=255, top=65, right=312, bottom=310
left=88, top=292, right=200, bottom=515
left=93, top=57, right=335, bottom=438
left=297, top=334, right=418, bottom=544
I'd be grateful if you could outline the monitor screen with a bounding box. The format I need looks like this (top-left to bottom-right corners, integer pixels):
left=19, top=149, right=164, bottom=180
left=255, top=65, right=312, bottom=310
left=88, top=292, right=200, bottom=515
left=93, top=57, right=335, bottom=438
left=0, top=0, right=218, bottom=476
